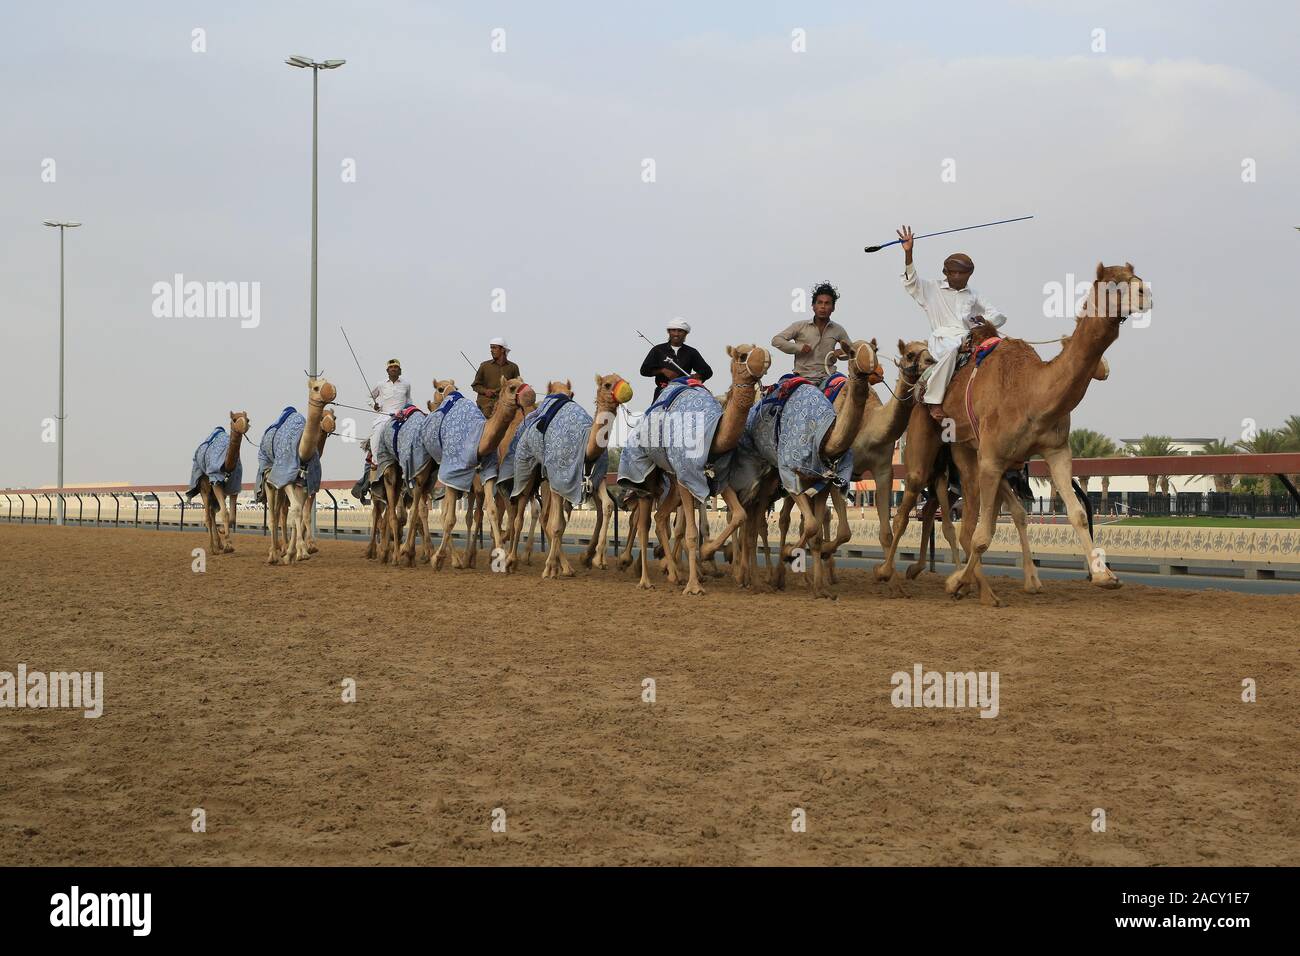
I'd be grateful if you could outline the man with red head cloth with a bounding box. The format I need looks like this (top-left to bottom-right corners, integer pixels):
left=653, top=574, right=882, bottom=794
left=897, top=225, right=1006, bottom=423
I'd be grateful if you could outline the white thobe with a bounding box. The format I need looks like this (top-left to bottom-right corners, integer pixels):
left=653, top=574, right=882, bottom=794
left=366, top=378, right=412, bottom=455
left=902, top=263, right=1005, bottom=403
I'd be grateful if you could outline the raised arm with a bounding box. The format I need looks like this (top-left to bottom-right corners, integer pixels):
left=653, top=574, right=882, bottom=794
left=898, top=225, right=926, bottom=305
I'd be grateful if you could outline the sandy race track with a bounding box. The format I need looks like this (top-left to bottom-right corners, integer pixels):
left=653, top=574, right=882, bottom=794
left=0, top=523, right=1295, bottom=866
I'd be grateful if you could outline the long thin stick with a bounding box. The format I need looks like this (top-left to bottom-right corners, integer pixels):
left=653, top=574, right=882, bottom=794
left=863, top=215, right=1034, bottom=253
left=458, top=350, right=478, bottom=373
left=635, top=329, right=689, bottom=377
left=339, top=326, right=372, bottom=400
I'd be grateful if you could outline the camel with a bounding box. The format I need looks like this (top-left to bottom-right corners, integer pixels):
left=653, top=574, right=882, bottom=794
left=503, top=381, right=574, bottom=570
left=875, top=311, right=1126, bottom=595
left=426, top=378, right=523, bottom=571
left=619, top=345, right=770, bottom=595
left=189, top=411, right=250, bottom=555
left=940, top=262, right=1150, bottom=606
left=510, top=374, right=633, bottom=578
left=707, top=342, right=877, bottom=597
left=262, top=377, right=337, bottom=565
left=388, top=380, right=457, bottom=567
left=301, top=407, right=337, bottom=555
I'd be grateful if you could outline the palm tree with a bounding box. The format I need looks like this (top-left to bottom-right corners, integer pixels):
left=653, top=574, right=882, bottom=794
left=1126, top=435, right=1181, bottom=496
left=1192, top=438, right=1238, bottom=493
left=1237, top=429, right=1290, bottom=495
left=1280, top=415, right=1300, bottom=451
left=1068, top=428, right=1118, bottom=494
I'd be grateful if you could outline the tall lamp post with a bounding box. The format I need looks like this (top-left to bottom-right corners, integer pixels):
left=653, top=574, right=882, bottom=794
left=43, top=220, right=81, bottom=526
left=284, top=54, right=346, bottom=379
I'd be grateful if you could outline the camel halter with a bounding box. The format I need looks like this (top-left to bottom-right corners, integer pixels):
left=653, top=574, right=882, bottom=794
left=879, top=357, right=927, bottom=402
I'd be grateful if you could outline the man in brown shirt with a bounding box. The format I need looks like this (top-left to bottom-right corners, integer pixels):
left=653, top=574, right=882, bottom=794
left=771, top=281, right=854, bottom=385
left=472, top=337, right=522, bottom=418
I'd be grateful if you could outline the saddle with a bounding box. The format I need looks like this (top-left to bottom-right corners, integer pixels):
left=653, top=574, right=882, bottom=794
left=821, top=372, right=847, bottom=404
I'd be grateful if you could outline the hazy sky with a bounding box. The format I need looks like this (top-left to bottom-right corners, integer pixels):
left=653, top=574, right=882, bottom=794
left=3, top=0, right=1298, bottom=487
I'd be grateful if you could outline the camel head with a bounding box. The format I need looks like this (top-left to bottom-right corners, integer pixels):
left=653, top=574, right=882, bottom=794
left=229, top=410, right=250, bottom=435
left=494, top=377, right=526, bottom=416
left=1084, top=262, right=1152, bottom=322
left=725, top=344, right=770, bottom=386
left=837, top=339, right=881, bottom=382
left=307, top=376, right=337, bottom=408
left=428, top=379, right=457, bottom=412
left=320, top=407, right=337, bottom=436
left=896, top=339, right=935, bottom=384
left=594, top=373, right=633, bottom=410
left=546, top=379, right=574, bottom=398
left=1060, top=335, right=1110, bottom=380
left=517, top=384, right=537, bottom=411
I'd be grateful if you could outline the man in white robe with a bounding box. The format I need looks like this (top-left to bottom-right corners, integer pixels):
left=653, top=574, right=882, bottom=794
left=897, top=225, right=1006, bottom=423
left=351, top=358, right=412, bottom=501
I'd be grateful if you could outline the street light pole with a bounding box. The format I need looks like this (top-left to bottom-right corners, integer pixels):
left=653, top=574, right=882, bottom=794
left=286, top=56, right=345, bottom=536
left=285, top=54, right=346, bottom=378
left=310, top=64, right=318, bottom=378
left=43, top=220, right=81, bottom=526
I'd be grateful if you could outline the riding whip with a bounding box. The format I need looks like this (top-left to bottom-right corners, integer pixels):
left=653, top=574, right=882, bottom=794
left=863, top=216, right=1034, bottom=253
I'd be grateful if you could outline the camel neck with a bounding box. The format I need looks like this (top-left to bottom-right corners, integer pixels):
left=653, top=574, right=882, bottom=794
left=823, top=372, right=871, bottom=459
left=1041, top=312, right=1119, bottom=419
left=223, top=429, right=243, bottom=471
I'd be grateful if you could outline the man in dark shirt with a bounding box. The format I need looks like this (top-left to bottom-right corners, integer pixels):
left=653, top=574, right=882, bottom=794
left=639, top=320, right=713, bottom=401
left=472, top=337, right=521, bottom=418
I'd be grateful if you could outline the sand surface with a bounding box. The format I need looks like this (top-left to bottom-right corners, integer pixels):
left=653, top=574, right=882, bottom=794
left=0, top=524, right=1295, bottom=865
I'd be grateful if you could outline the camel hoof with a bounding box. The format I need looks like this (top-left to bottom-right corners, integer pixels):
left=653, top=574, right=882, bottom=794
left=638, top=580, right=655, bottom=591
left=223, top=546, right=235, bottom=554
left=1023, top=581, right=1044, bottom=594
left=979, top=590, right=1003, bottom=608
left=1093, top=575, right=1122, bottom=590
left=682, top=584, right=705, bottom=596
left=873, top=563, right=893, bottom=582
left=904, top=562, right=926, bottom=580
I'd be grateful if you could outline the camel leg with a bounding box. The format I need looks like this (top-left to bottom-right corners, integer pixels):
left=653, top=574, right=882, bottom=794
left=266, top=488, right=282, bottom=564
left=653, top=491, right=680, bottom=585
left=634, top=496, right=655, bottom=590
left=505, top=474, right=538, bottom=572
left=702, top=486, right=745, bottom=561
left=226, top=489, right=238, bottom=553
left=1001, top=482, right=1043, bottom=593
left=401, top=473, right=426, bottom=568
left=482, top=477, right=503, bottom=569
left=199, top=483, right=220, bottom=555
left=935, top=478, right=961, bottom=563
left=592, top=483, right=612, bottom=569
left=771, top=496, right=795, bottom=590
left=791, top=492, right=826, bottom=597
left=580, top=485, right=606, bottom=569
left=210, top=483, right=231, bottom=554
left=821, top=487, right=852, bottom=585
left=906, top=495, right=938, bottom=580
left=541, top=490, right=571, bottom=578
left=1042, top=445, right=1120, bottom=588
left=872, top=467, right=895, bottom=555
left=432, top=491, right=458, bottom=570
left=945, top=452, right=1003, bottom=607
left=676, top=483, right=705, bottom=596
left=304, top=493, right=319, bottom=553
left=365, top=499, right=380, bottom=560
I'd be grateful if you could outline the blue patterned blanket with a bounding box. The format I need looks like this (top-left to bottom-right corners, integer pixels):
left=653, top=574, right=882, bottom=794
left=186, top=427, right=243, bottom=499
left=411, top=391, right=498, bottom=493
left=731, top=382, right=851, bottom=497
left=617, top=381, right=728, bottom=503
left=511, top=394, right=604, bottom=506
left=257, top=406, right=319, bottom=491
